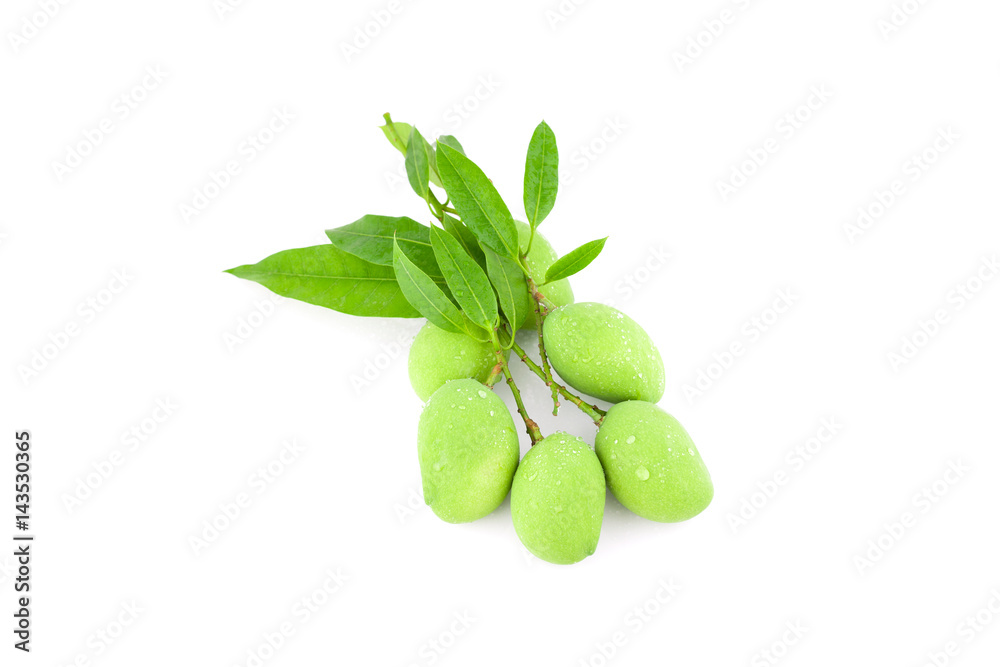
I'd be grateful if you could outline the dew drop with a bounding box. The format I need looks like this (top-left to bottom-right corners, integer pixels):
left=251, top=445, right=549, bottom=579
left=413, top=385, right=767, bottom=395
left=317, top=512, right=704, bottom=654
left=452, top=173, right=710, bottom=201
left=635, top=466, right=649, bottom=481
left=477, top=390, right=487, bottom=398
left=626, top=435, right=636, bottom=444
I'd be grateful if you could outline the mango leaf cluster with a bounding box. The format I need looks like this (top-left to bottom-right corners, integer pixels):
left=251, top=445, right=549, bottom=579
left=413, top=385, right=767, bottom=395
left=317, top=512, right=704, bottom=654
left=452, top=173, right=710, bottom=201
left=225, top=115, right=608, bottom=340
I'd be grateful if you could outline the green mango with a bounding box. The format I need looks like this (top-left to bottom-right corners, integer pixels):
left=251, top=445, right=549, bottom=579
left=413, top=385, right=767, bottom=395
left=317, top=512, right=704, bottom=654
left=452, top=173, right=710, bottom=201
left=596, top=401, right=713, bottom=522
left=417, top=379, right=519, bottom=523
left=516, top=221, right=574, bottom=330
left=511, top=433, right=605, bottom=564
left=408, top=322, right=502, bottom=402
left=544, top=302, right=665, bottom=403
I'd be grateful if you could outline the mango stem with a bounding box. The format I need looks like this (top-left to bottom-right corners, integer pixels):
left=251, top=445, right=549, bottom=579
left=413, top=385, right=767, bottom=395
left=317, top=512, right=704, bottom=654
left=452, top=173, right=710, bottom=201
left=492, top=334, right=543, bottom=445
left=509, top=339, right=606, bottom=426
left=527, top=275, right=560, bottom=416
left=485, top=361, right=504, bottom=387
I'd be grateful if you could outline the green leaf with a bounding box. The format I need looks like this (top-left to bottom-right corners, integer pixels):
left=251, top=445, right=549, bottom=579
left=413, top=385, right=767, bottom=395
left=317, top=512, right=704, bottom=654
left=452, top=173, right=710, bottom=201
left=430, top=226, right=498, bottom=330
left=393, top=238, right=474, bottom=334
left=225, top=245, right=420, bottom=318
left=484, top=248, right=531, bottom=329
left=543, top=237, right=608, bottom=284
left=381, top=114, right=443, bottom=188
left=436, top=142, right=519, bottom=260
left=523, top=120, right=559, bottom=228
left=379, top=118, right=412, bottom=154
left=441, top=214, right=486, bottom=269
left=325, top=215, right=441, bottom=278
left=405, top=127, right=431, bottom=200
left=438, top=135, right=466, bottom=155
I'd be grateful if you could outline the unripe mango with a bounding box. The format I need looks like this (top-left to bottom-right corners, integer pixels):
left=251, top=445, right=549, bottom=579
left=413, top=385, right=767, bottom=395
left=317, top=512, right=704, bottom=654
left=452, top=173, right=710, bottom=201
left=516, top=221, right=574, bottom=330
left=510, top=433, right=605, bottom=564
left=544, top=303, right=665, bottom=403
left=417, top=379, right=520, bottom=523
left=595, top=401, right=713, bottom=522
left=409, top=322, right=501, bottom=402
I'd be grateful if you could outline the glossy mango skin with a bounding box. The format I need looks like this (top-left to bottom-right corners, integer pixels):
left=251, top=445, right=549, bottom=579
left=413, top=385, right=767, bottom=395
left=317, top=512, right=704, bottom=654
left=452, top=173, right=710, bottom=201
left=408, top=323, right=501, bottom=402
left=516, top=221, right=574, bottom=330
left=595, top=401, right=713, bottom=523
left=417, top=379, right=520, bottom=523
left=544, top=303, right=665, bottom=403
left=510, top=433, right=605, bottom=564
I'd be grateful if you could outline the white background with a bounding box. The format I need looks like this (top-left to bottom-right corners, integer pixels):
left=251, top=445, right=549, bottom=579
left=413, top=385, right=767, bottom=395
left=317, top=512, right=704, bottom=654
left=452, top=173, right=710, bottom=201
left=3, top=0, right=1000, bottom=665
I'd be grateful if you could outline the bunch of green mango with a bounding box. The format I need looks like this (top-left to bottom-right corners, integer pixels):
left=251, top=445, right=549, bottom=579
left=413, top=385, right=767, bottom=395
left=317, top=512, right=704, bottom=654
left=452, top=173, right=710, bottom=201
left=413, top=298, right=713, bottom=564
left=226, top=114, right=713, bottom=565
